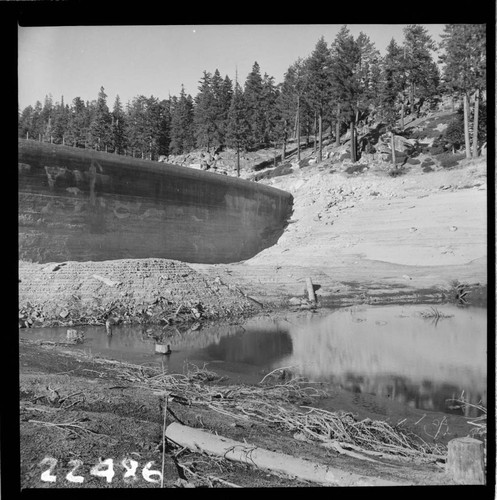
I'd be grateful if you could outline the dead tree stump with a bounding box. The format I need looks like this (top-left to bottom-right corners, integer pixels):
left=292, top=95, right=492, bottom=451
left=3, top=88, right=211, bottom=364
left=446, top=437, right=485, bottom=484
left=305, top=277, right=316, bottom=303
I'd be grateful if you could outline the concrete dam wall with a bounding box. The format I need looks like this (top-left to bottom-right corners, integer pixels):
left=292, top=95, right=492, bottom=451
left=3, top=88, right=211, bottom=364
left=18, top=139, right=293, bottom=264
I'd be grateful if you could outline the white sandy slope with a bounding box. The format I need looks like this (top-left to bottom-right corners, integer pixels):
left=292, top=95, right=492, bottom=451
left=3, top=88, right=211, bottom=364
left=243, top=157, right=487, bottom=289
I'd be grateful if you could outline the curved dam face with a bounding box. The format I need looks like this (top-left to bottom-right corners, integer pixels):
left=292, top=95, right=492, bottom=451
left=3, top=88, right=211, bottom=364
left=18, top=139, right=293, bottom=264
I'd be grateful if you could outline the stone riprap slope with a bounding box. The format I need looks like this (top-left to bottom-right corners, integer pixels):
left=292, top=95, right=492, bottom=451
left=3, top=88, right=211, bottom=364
left=18, top=258, right=255, bottom=328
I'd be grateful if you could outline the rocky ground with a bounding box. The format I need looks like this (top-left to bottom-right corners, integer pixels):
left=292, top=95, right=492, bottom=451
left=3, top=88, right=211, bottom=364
left=16, top=109, right=489, bottom=489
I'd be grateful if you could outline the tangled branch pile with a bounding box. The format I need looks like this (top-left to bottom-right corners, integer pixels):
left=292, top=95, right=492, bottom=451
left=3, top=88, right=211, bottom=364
left=96, top=358, right=447, bottom=465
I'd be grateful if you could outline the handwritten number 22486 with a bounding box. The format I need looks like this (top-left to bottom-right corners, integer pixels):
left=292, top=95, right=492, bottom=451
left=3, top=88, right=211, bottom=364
left=40, top=457, right=162, bottom=484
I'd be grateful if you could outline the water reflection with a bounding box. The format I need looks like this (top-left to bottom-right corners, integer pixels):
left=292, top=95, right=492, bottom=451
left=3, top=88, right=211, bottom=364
left=20, top=304, right=486, bottom=414
left=278, top=304, right=487, bottom=413
left=205, top=327, right=292, bottom=365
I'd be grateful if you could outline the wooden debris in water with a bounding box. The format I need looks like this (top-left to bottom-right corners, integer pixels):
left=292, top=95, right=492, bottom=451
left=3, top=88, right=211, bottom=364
left=419, top=306, right=453, bottom=321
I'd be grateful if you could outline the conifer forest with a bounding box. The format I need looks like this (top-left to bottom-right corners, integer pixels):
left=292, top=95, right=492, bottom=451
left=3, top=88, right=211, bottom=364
left=18, top=24, right=486, bottom=163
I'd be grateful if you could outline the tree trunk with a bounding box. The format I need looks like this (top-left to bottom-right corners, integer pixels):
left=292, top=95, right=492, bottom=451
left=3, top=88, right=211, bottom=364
left=335, top=104, right=341, bottom=148
left=410, top=83, right=415, bottom=116
left=294, top=103, right=299, bottom=140
left=400, top=102, right=405, bottom=131
left=297, top=106, right=301, bottom=162
left=349, top=122, right=356, bottom=163
left=463, top=93, right=471, bottom=159
left=472, top=89, right=480, bottom=158
left=318, top=111, right=323, bottom=163
left=236, top=144, right=240, bottom=177
left=313, top=111, right=317, bottom=154
left=391, top=131, right=396, bottom=166
left=165, top=422, right=401, bottom=487
left=297, top=111, right=300, bottom=161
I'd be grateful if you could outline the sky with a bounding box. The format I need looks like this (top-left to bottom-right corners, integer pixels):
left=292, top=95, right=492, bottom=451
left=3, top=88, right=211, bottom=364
left=18, top=24, right=447, bottom=110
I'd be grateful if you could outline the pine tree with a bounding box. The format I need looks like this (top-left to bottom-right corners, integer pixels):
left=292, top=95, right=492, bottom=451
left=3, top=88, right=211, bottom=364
left=194, top=71, right=216, bottom=150
left=216, top=74, right=233, bottom=146
left=261, top=72, right=281, bottom=161
left=402, top=25, right=438, bottom=117
left=51, top=96, right=70, bottom=145
left=88, top=86, right=112, bottom=151
left=439, top=24, right=486, bottom=157
left=125, top=95, right=164, bottom=159
left=157, top=98, right=171, bottom=157
left=30, top=101, right=44, bottom=141
left=209, top=69, right=228, bottom=147
left=66, top=97, right=89, bottom=148
left=243, top=62, right=266, bottom=150
left=41, top=94, right=54, bottom=142
left=330, top=27, right=361, bottom=162
left=305, top=37, right=333, bottom=162
left=19, top=105, right=34, bottom=139
left=355, top=32, right=381, bottom=125
left=226, top=79, right=250, bottom=176
left=111, top=95, right=127, bottom=154
left=169, top=86, right=195, bottom=155
left=125, top=96, right=144, bottom=157
left=145, top=96, right=165, bottom=160
left=379, top=38, right=406, bottom=129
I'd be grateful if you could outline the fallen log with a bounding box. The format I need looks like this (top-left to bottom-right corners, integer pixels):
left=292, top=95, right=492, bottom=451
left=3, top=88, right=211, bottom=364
left=165, top=422, right=404, bottom=486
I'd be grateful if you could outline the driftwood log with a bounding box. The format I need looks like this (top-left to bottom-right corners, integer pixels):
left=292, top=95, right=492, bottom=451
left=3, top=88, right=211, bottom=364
left=165, top=422, right=404, bottom=486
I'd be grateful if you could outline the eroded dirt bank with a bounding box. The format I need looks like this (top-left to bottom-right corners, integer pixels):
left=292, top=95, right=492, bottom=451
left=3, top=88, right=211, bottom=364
left=18, top=258, right=257, bottom=329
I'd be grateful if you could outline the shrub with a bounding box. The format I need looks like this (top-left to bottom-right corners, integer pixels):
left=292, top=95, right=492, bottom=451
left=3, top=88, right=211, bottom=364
left=345, top=164, right=367, bottom=175
left=438, top=152, right=465, bottom=169
left=443, top=117, right=465, bottom=150
left=429, top=145, right=444, bottom=155
left=388, top=167, right=407, bottom=177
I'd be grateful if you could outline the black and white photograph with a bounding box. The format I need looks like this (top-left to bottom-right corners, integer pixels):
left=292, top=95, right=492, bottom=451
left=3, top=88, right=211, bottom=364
left=13, top=8, right=494, bottom=493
